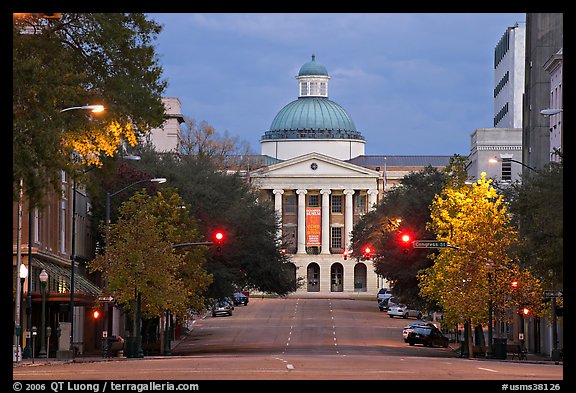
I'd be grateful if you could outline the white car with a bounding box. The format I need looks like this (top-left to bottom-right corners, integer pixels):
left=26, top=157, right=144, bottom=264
left=388, top=304, right=422, bottom=319
left=376, top=288, right=393, bottom=302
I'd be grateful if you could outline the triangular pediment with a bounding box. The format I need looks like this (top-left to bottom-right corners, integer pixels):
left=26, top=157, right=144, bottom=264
left=251, top=152, right=380, bottom=179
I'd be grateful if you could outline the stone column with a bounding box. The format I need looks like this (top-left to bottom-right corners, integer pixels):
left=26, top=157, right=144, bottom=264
left=296, top=189, right=307, bottom=254
left=320, top=189, right=331, bottom=254
left=272, top=189, right=284, bottom=241
left=367, top=189, right=378, bottom=211
left=343, top=189, right=355, bottom=251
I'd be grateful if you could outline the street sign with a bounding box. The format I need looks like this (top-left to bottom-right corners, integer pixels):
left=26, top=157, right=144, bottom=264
left=412, top=240, right=449, bottom=249
left=543, top=290, right=563, bottom=298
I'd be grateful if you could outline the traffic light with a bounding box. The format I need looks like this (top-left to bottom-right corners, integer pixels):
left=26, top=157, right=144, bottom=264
left=363, top=246, right=372, bottom=259
left=399, top=232, right=412, bottom=253
left=511, top=280, right=519, bottom=289
left=92, top=309, right=101, bottom=319
left=343, top=250, right=348, bottom=260
left=213, top=230, right=225, bottom=253
left=521, top=307, right=530, bottom=316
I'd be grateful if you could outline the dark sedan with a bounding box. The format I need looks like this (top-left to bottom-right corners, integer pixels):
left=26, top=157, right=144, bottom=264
left=232, top=292, right=249, bottom=306
left=406, top=326, right=449, bottom=348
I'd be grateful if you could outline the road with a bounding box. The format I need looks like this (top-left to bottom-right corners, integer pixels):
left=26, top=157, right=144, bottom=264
left=13, top=297, right=564, bottom=383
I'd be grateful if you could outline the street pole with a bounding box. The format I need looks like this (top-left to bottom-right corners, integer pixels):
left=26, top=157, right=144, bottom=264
left=486, top=270, right=493, bottom=358
left=69, top=179, right=77, bottom=357
left=24, top=208, right=33, bottom=359
left=38, top=270, right=48, bottom=357
left=14, top=178, right=24, bottom=361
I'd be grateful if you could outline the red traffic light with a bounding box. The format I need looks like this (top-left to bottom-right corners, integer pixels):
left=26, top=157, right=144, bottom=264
left=400, top=233, right=411, bottom=243
left=522, top=307, right=530, bottom=315
left=363, top=246, right=372, bottom=257
left=511, top=280, right=519, bottom=289
left=92, top=310, right=101, bottom=319
left=214, top=231, right=224, bottom=242
left=343, top=251, right=348, bottom=260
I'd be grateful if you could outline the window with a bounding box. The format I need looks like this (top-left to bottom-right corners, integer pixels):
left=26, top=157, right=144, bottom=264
left=331, top=227, right=343, bottom=249
left=501, top=158, right=512, bottom=181
left=354, top=194, right=367, bottom=214
left=60, top=171, right=67, bottom=254
left=309, top=81, right=318, bottom=95
left=300, top=82, right=308, bottom=96
left=308, top=194, right=319, bottom=207
left=284, top=194, right=296, bottom=214
left=331, top=195, right=342, bottom=213
left=320, top=82, right=327, bottom=96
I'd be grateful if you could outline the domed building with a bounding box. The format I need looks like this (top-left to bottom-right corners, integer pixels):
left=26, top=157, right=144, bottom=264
left=252, top=55, right=386, bottom=294
left=261, top=55, right=366, bottom=161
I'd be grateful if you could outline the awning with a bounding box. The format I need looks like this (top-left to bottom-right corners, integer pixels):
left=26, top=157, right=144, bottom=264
left=31, top=258, right=101, bottom=297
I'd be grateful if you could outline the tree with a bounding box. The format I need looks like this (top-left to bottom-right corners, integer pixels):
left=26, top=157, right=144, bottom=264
left=350, top=164, right=448, bottom=305
left=13, top=13, right=167, bottom=206
left=418, top=172, right=544, bottom=357
left=88, top=189, right=212, bottom=322
left=507, top=160, right=563, bottom=289
left=126, top=147, right=298, bottom=298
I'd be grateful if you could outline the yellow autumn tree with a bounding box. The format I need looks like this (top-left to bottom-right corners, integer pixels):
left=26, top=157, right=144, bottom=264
left=418, top=173, right=543, bottom=356
left=61, top=120, right=139, bottom=167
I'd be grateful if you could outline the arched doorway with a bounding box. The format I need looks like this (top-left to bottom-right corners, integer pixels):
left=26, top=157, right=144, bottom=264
left=353, top=263, right=367, bottom=292
left=331, top=263, right=344, bottom=292
left=307, top=263, right=320, bottom=292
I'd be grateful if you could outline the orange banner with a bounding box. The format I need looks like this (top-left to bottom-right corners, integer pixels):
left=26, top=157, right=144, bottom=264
left=306, top=207, right=321, bottom=246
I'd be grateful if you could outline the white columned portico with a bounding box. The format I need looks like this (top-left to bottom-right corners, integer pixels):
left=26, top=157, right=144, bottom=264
left=320, top=189, right=331, bottom=254
left=367, top=189, right=378, bottom=211
left=343, top=189, right=355, bottom=251
left=273, top=189, right=284, bottom=240
left=296, top=189, right=307, bottom=254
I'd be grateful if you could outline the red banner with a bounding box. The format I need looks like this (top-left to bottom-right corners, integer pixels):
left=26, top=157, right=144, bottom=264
left=306, top=207, right=321, bottom=246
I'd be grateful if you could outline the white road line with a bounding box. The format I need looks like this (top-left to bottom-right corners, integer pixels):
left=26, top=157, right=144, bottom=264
left=478, top=367, right=499, bottom=373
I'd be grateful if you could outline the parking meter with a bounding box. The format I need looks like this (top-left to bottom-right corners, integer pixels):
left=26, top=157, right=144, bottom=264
left=46, top=327, right=52, bottom=337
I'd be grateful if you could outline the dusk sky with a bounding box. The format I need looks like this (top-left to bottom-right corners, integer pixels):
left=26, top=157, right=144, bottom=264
left=147, top=13, right=526, bottom=157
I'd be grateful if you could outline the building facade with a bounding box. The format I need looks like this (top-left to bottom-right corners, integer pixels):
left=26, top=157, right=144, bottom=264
left=543, top=48, right=563, bottom=163
left=251, top=56, right=452, bottom=295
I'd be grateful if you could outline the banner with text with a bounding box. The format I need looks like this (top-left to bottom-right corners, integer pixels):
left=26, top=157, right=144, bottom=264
left=306, top=207, right=321, bottom=246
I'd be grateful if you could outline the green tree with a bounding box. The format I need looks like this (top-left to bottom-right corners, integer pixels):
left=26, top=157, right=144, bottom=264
left=89, top=189, right=212, bottom=321
left=418, top=173, right=543, bottom=357
left=350, top=165, right=448, bottom=305
left=507, top=160, right=563, bottom=290
left=127, top=147, right=298, bottom=298
left=13, top=13, right=166, bottom=206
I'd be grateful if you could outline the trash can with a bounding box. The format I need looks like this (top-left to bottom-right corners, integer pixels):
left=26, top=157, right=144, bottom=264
left=124, top=336, right=142, bottom=358
left=105, top=336, right=124, bottom=358
left=492, top=338, right=507, bottom=359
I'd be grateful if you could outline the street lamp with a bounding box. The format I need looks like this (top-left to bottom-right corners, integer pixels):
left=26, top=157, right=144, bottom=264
left=38, top=269, right=48, bottom=357
left=62, top=104, right=106, bottom=358
left=488, top=156, right=537, bottom=173
left=540, top=108, right=562, bottom=116
left=18, top=264, right=28, bottom=361
left=61, top=104, right=105, bottom=113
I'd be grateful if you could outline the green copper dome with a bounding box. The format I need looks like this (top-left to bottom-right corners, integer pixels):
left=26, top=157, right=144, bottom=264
left=262, top=56, right=364, bottom=141
left=298, top=54, right=328, bottom=76
left=262, top=97, right=363, bottom=140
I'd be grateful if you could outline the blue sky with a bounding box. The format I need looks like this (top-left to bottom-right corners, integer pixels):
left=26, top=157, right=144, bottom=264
left=148, top=13, right=526, bottom=156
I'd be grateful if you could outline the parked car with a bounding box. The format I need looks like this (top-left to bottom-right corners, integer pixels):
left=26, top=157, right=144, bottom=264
left=376, top=288, right=393, bottom=302
left=232, top=292, right=249, bottom=306
left=378, top=297, right=393, bottom=311
left=402, top=321, right=438, bottom=342
left=406, top=325, right=449, bottom=348
left=211, top=300, right=233, bottom=317
left=388, top=304, right=423, bottom=319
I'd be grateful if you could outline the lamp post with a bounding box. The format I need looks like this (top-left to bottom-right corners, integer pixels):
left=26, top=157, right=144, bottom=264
left=38, top=269, right=48, bottom=357
left=61, top=104, right=105, bottom=357
left=486, top=264, right=494, bottom=359
left=488, top=156, right=537, bottom=173
left=18, top=264, right=28, bottom=361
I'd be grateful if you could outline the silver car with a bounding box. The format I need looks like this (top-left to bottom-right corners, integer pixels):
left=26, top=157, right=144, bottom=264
left=388, top=304, right=422, bottom=319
